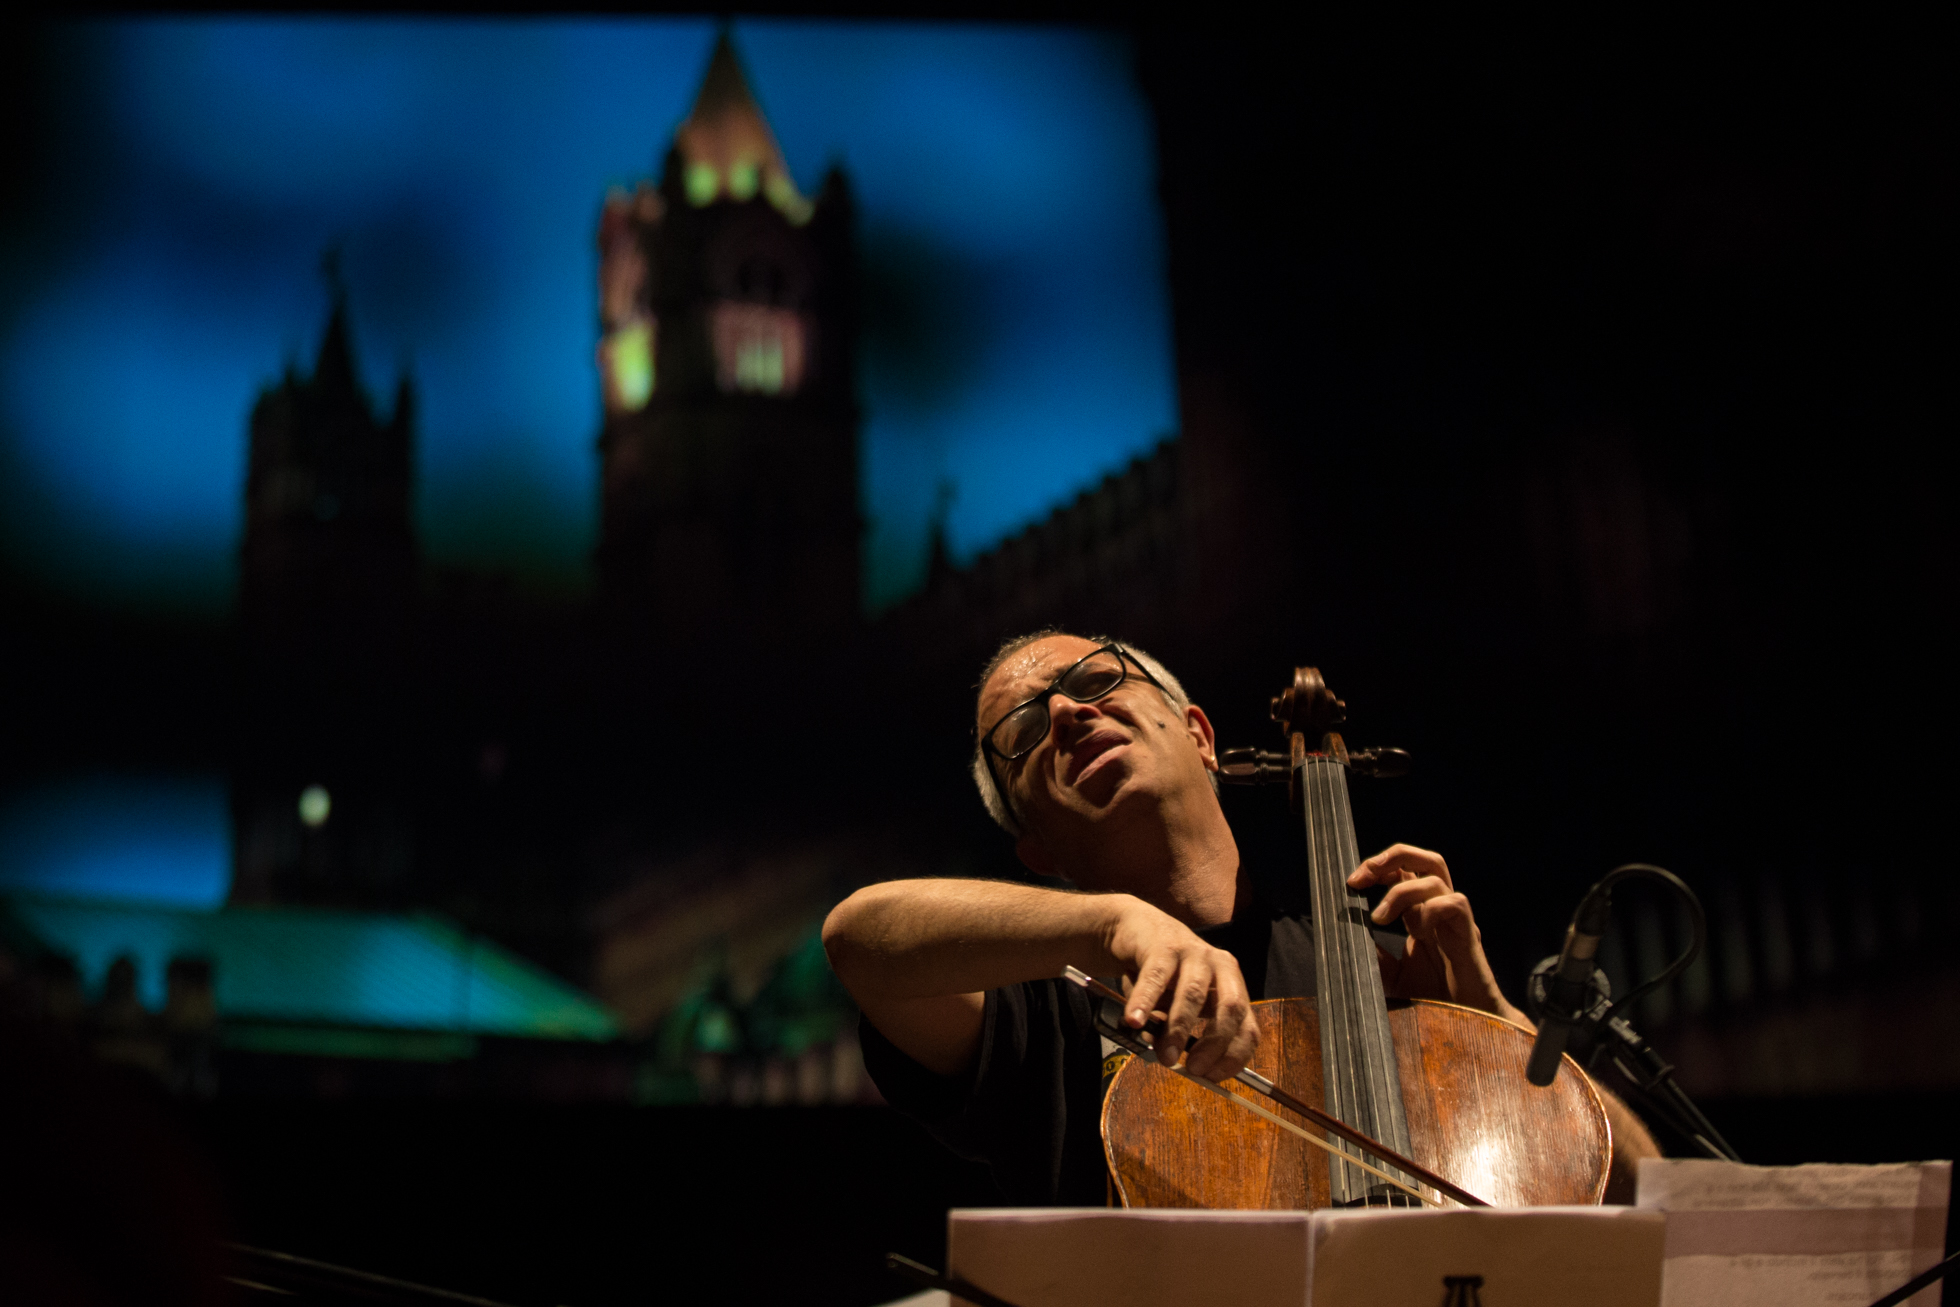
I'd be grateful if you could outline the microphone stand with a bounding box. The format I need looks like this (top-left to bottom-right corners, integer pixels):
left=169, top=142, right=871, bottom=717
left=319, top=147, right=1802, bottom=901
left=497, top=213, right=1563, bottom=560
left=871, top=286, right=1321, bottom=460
left=1525, top=864, right=1741, bottom=1163
left=1587, top=1007, right=1741, bottom=1163
left=1526, top=953, right=1740, bottom=1163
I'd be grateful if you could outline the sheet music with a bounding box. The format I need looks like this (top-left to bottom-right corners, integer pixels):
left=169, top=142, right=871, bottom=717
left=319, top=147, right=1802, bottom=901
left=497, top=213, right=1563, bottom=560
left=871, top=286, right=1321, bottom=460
left=1636, top=1159, right=1951, bottom=1307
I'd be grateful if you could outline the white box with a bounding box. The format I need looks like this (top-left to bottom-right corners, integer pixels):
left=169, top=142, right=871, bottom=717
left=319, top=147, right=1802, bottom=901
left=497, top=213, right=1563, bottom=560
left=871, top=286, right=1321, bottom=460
left=1310, top=1206, right=1664, bottom=1307
left=948, top=1209, right=1309, bottom=1307
left=944, top=1205, right=1665, bottom=1307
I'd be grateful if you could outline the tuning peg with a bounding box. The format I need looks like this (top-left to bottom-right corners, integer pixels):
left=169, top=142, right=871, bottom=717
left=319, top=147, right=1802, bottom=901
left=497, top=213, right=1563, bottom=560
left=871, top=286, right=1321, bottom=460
left=1217, top=747, right=1290, bottom=785
left=1346, top=747, right=1412, bottom=779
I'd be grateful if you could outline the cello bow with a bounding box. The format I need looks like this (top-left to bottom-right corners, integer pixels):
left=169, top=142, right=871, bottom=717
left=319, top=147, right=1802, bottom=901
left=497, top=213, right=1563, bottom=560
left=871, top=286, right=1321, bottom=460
left=1064, top=967, right=1490, bottom=1209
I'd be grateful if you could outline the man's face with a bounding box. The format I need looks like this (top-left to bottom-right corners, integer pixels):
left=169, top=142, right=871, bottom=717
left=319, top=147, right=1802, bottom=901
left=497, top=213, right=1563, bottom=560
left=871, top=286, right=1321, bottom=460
left=977, top=636, right=1216, bottom=864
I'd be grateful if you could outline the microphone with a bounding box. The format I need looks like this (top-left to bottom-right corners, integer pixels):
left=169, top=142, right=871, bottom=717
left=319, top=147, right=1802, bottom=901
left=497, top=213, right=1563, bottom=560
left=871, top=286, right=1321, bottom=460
left=1524, top=884, right=1613, bottom=1087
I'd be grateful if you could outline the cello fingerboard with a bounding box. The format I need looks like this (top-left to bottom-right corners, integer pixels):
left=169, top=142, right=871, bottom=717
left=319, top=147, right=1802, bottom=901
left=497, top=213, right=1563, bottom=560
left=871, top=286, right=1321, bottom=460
left=1302, top=755, right=1415, bottom=1203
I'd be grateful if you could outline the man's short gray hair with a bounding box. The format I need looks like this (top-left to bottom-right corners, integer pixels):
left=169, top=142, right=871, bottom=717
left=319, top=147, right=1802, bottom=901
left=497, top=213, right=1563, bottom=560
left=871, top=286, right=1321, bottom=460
left=969, top=629, right=1206, bottom=836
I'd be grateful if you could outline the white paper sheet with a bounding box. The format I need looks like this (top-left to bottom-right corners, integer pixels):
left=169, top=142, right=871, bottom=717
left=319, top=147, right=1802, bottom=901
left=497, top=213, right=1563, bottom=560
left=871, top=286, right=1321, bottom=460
left=1636, top=1159, right=1952, bottom=1307
left=868, top=1293, right=949, bottom=1307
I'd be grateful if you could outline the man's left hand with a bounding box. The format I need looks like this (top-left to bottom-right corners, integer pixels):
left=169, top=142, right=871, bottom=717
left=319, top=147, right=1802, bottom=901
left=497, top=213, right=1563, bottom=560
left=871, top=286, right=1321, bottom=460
left=1347, top=844, right=1528, bottom=1027
left=1349, top=844, right=1663, bottom=1197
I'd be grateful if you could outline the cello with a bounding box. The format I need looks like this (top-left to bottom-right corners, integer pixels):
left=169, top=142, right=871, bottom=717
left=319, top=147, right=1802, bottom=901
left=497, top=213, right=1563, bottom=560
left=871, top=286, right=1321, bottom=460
left=1096, top=665, right=1613, bottom=1208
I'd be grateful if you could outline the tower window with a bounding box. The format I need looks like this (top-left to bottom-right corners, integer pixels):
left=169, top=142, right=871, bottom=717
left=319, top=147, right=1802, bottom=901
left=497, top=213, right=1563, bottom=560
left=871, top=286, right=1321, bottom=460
left=711, top=302, right=807, bottom=397
left=737, top=338, right=784, bottom=393
left=600, top=319, right=656, bottom=413
left=684, top=163, right=719, bottom=207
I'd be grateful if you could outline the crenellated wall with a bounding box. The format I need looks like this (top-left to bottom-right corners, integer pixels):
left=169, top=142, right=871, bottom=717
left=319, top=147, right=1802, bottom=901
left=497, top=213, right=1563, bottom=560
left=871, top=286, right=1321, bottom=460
left=887, top=436, right=1189, bottom=675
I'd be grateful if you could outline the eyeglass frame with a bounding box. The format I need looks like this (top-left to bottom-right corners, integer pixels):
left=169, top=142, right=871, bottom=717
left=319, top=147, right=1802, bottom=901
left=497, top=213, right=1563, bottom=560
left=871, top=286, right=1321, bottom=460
left=978, top=644, right=1173, bottom=786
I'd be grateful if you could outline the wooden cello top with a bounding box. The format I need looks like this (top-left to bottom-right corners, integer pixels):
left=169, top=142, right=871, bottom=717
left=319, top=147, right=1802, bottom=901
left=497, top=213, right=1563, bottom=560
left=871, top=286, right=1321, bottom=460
left=1101, top=662, right=1613, bottom=1210
left=1103, top=996, right=1612, bottom=1209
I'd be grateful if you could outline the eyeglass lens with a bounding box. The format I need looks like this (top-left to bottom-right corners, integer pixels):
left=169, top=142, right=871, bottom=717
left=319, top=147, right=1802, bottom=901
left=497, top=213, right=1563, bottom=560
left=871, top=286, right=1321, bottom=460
left=993, top=650, right=1129, bottom=759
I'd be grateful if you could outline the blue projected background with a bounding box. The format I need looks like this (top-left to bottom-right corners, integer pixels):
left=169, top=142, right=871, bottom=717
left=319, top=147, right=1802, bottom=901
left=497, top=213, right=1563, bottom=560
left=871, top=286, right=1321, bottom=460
left=8, top=900, right=617, bottom=1036
left=0, top=19, right=1178, bottom=614
left=0, top=775, right=231, bottom=908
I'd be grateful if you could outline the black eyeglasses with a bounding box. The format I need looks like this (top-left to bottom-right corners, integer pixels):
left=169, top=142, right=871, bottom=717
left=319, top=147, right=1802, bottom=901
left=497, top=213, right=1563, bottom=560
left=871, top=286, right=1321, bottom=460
left=981, top=644, right=1168, bottom=764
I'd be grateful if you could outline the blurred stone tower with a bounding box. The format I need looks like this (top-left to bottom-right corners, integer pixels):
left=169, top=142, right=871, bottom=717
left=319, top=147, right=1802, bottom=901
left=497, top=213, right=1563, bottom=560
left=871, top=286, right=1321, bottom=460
left=233, top=272, right=417, bottom=905
left=240, top=273, right=415, bottom=654
left=594, top=34, right=860, bottom=677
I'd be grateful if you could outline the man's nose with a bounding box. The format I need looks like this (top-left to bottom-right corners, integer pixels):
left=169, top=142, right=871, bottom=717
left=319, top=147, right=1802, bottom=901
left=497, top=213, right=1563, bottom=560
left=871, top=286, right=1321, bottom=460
left=1048, top=693, right=1101, bottom=737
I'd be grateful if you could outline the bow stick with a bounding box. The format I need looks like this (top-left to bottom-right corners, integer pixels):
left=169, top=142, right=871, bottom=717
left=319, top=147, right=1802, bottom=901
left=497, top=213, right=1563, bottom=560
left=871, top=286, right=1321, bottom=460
left=1065, top=967, right=1491, bottom=1209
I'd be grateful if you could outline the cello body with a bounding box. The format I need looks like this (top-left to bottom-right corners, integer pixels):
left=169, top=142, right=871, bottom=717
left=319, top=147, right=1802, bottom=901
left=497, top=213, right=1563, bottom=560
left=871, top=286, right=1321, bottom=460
left=1102, top=996, right=1612, bottom=1208
left=1100, top=664, right=1614, bottom=1209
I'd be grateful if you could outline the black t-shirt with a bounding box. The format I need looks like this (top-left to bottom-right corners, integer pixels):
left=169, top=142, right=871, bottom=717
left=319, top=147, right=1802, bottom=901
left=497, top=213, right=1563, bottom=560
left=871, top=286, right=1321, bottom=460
left=858, top=904, right=1334, bottom=1206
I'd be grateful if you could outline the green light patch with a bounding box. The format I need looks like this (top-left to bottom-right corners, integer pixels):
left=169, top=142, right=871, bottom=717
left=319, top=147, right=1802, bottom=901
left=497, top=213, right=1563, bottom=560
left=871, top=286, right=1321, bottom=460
left=735, top=337, right=786, bottom=394
left=222, top=1024, right=479, bottom=1062
left=605, top=321, right=655, bottom=411
left=684, top=162, right=719, bottom=206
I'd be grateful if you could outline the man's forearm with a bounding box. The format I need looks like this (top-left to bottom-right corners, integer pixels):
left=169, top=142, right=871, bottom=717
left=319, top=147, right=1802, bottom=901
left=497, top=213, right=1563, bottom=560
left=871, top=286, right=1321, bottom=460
left=823, top=878, right=1127, bottom=1002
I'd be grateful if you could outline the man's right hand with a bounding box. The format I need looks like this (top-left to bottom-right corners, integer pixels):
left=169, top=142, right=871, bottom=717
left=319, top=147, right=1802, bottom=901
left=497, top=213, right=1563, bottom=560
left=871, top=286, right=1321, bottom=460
left=1105, top=895, right=1259, bottom=1081
left=823, top=879, right=1259, bottom=1083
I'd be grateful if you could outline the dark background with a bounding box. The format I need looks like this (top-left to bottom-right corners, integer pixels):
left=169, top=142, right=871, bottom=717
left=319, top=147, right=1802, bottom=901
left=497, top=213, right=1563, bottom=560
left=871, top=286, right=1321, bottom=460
left=6, top=5, right=1955, bottom=1304
left=1140, top=9, right=1951, bottom=963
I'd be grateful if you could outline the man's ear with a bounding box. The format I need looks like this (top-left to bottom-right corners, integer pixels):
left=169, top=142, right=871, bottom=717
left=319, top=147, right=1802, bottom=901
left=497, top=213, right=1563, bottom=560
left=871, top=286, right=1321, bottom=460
left=1015, top=832, right=1057, bottom=879
left=1184, top=703, right=1219, bottom=770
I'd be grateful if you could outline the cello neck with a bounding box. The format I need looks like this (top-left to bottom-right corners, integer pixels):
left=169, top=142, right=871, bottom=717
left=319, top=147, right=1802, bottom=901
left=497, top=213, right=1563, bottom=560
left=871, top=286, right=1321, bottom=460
left=1300, top=737, right=1415, bottom=1203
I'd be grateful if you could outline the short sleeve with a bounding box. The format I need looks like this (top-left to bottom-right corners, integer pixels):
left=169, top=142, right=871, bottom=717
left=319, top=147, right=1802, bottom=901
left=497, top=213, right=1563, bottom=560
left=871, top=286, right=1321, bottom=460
left=859, top=979, right=1108, bottom=1205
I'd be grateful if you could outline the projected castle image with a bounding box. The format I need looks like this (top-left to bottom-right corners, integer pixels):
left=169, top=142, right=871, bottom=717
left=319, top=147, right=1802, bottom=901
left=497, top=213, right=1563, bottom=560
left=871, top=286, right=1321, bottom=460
left=208, top=35, right=988, bottom=1098
left=203, top=32, right=1207, bottom=1102
left=594, top=36, right=861, bottom=658
left=232, top=37, right=874, bottom=908
left=234, top=278, right=419, bottom=908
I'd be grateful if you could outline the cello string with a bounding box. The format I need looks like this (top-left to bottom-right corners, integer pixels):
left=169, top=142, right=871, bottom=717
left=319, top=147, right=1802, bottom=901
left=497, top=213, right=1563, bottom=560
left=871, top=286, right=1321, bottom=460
left=1300, top=761, right=1334, bottom=1159
left=1329, top=761, right=1363, bottom=1135
left=1324, top=761, right=1362, bottom=1136
left=1316, top=754, right=1415, bottom=1193
left=1303, top=759, right=1352, bottom=1194
left=1171, top=1065, right=1443, bottom=1208
left=1316, top=759, right=1369, bottom=1190
left=1065, top=967, right=1479, bottom=1210
left=1336, top=759, right=1408, bottom=1162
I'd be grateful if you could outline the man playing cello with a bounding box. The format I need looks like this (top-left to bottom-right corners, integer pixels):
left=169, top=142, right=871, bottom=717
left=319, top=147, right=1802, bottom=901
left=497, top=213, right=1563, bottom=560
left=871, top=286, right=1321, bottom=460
left=823, top=631, right=1660, bottom=1205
